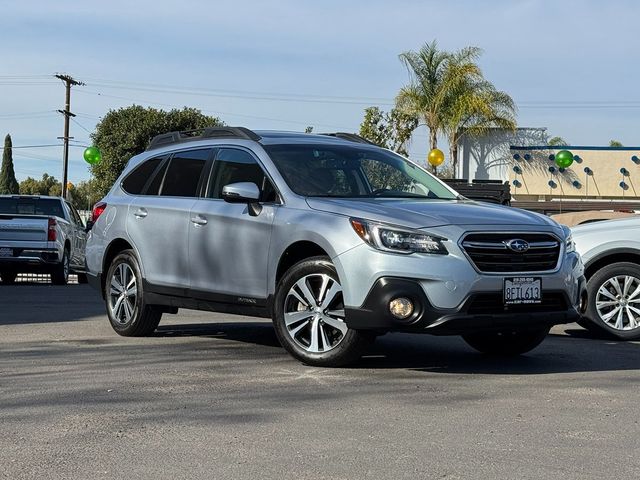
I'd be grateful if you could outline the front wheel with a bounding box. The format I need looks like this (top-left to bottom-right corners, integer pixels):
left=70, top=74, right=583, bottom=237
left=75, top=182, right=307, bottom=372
left=462, top=328, right=550, bottom=356
left=583, top=262, right=640, bottom=340
left=272, top=256, right=372, bottom=367
left=105, top=249, right=161, bottom=336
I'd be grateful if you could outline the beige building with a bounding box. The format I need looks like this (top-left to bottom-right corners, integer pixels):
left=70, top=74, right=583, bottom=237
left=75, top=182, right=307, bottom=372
left=457, top=128, right=640, bottom=201
left=510, top=146, right=640, bottom=201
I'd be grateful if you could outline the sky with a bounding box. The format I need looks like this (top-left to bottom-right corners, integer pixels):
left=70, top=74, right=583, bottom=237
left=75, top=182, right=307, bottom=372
left=1, top=0, right=639, bottom=184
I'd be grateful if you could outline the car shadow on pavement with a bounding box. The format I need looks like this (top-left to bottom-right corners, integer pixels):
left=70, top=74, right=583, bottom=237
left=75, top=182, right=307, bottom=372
left=0, top=284, right=106, bottom=325
left=154, top=321, right=640, bottom=375
left=154, top=322, right=282, bottom=348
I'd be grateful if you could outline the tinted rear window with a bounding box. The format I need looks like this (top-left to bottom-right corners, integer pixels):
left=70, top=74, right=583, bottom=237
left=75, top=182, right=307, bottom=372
left=0, top=198, right=65, bottom=217
left=122, top=157, right=164, bottom=195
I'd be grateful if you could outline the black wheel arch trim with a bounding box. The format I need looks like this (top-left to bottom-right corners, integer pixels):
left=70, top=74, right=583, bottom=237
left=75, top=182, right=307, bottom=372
left=584, top=248, right=640, bottom=276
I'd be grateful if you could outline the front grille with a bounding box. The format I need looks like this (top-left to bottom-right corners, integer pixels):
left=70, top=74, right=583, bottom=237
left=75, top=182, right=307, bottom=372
left=467, top=292, right=567, bottom=314
left=461, top=232, right=561, bottom=273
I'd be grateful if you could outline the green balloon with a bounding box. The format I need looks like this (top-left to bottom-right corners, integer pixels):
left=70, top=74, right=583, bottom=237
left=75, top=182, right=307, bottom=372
left=83, top=146, right=102, bottom=165
left=555, top=150, right=574, bottom=169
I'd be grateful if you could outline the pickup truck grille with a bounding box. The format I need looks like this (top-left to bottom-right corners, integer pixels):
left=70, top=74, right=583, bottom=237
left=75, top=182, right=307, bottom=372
left=461, top=232, right=561, bottom=273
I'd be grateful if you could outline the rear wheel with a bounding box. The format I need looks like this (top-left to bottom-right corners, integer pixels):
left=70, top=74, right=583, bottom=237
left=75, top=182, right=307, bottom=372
left=51, top=249, right=70, bottom=285
left=583, top=262, right=640, bottom=340
left=462, top=328, right=550, bottom=356
left=273, top=256, right=372, bottom=367
left=0, top=271, right=17, bottom=285
left=105, top=249, right=161, bottom=336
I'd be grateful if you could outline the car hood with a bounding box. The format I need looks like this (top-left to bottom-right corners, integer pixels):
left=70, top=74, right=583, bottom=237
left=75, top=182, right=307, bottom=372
left=571, top=215, right=640, bottom=237
left=305, top=198, right=557, bottom=229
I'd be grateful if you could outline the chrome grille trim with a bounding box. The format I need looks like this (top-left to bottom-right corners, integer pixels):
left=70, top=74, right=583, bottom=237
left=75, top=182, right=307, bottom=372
left=460, top=232, right=563, bottom=274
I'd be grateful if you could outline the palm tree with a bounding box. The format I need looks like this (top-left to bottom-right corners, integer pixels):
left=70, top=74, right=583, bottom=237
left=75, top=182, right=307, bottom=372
left=548, top=136, right=568, bottom=146
left=396, top=41, right=482, bottom=152
left=396, top=41, right=517, bottom=173
left=443, top=79, right=517, bottom=172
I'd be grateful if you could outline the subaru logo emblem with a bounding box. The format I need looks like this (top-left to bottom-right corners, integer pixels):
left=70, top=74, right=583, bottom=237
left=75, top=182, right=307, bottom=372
left=506, top=239, right=530, bottom=252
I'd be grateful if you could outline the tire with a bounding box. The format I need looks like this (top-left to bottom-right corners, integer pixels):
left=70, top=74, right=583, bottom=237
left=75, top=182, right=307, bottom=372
left=76, top=273, right=88, bottom=284
left=583, top=262, right=640, bottom=340
left=104, top=249, right=161, bottom=336
left=51, top=249, right=70, bottom=285
left=462, top=327, right=550, bottom=356
left=0, top=271, right=17, bottom=285
left=272, top=256, right=372, bottom=367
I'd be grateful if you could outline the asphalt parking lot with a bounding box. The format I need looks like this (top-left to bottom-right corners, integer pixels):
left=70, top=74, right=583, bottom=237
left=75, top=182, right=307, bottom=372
left=1, top=284, right=639, bottom=480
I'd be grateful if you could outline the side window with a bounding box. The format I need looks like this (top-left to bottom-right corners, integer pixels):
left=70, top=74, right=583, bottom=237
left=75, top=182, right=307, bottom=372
left=145, top=160, right=169, bottom=196
left=66, top=202, right=84, bottom=226
left=159, top=149, right=210, bottom=197
left=208, top=148, right=277, bottom=202
left=122, top=157, right=163, bottom=195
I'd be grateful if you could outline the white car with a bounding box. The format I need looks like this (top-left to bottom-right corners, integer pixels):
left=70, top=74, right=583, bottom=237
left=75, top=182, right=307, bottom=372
left=572, top=216, right=640, bottom=339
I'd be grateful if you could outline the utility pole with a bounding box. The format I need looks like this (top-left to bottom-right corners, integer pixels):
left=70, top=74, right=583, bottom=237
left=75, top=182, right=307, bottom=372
left=55, top=74, right=84, bottom=199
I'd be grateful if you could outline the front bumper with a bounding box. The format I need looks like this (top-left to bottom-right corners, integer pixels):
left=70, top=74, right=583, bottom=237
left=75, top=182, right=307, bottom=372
left=344, top=276, right=586, bottom=335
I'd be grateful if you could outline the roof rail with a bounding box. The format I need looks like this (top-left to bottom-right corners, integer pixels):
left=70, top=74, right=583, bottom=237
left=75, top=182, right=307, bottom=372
left=320, top=132, right=377, bottom=146
left=147, top=127, right=261, bottom=151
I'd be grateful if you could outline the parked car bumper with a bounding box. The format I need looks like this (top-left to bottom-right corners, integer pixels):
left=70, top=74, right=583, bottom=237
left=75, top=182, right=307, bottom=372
left=0, top=248, right=62, bottom=270
left=344, top=276, right=587, bottom=334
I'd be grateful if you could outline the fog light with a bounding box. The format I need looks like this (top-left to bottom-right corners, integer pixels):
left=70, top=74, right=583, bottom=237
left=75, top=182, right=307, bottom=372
left=389, top=297, right=414, bottom=319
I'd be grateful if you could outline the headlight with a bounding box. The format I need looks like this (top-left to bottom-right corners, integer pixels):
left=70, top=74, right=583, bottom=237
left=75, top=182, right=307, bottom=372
left=562, top=226, right=575, bottom=254
left=565, top=234, right=575, bottom=253
left=350, top=218, right=448, bottom=255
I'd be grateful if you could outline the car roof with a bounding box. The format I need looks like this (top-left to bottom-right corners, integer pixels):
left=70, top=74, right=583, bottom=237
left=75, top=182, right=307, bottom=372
left=0, top=195, right=61, bottom=200
left=255, top=130, right=374, bottom=147
left=145, top=127, right=378, bottom=153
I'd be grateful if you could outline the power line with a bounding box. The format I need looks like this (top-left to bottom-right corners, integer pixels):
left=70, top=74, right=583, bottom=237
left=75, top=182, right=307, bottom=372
left=0, top=110, right=57, bottom=118
left=12, top=143, right=87, bottom=149
left=78, top=89, right=357, bottom=131
left=70, top=117, right=93, bottom=134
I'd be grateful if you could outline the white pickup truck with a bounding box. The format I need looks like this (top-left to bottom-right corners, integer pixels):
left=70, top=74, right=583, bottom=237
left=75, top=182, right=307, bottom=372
left=0, top=195, right=87, bottom=285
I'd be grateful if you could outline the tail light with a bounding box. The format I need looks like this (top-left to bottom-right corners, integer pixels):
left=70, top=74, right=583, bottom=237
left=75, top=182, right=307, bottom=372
left=91, top=202, right=107, bottom=223
left=47, top=218, right=57, bottom=242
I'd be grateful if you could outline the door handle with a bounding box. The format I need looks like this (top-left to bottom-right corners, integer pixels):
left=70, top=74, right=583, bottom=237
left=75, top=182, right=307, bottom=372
left=133, top=208, right=148, bottom=218
left=190, top=215, right=208, bottom=226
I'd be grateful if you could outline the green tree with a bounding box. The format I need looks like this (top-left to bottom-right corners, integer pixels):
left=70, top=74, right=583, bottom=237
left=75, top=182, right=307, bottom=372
left=396, top=41, right=516, bottom=173
left=19, top=173, right=60, bottom=195
left=548, top=136, right=568, bottom=146
left=359, top=106, right=417, bottom=157
left=90, top=106, right=223, bottom=196
left=69, top=179, right=100, bottom=211
left=609, top=139, right=623, bottom=147
left=0, top=134, right=20, bottom=194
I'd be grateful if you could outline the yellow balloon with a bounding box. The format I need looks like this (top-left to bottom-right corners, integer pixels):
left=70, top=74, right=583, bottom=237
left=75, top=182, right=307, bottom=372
left=428, top=148, right=445, bottom=167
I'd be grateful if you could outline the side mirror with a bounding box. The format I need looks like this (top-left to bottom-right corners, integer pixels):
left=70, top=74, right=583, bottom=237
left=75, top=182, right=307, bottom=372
left=84, top=220, right=94, bottom=233
left=222, top=182, right=260, bottom=203
left=222, top=182, right=262, bottom=216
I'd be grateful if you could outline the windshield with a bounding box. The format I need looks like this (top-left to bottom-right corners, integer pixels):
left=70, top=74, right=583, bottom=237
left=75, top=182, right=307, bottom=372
left=263, top=144, right=457, bottom=200
left=0, top=198, right=65, bottom=217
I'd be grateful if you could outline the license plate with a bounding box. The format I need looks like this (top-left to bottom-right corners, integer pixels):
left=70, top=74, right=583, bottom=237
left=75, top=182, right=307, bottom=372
left=0, top=247, right=12, bottom=257
left=504, top=277, right=542, bottom=305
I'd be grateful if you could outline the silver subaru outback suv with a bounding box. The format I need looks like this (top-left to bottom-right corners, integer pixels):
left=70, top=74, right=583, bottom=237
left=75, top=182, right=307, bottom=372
left=86, top=127, right=586, bottom=366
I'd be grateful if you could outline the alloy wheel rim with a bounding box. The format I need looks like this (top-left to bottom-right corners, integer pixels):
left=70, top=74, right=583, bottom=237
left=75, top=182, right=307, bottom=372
left=108, top=263, right=138, bottom=324
left=595, top=275, right=640, bottom=331
left=283, top=273, right=347, bottom=353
